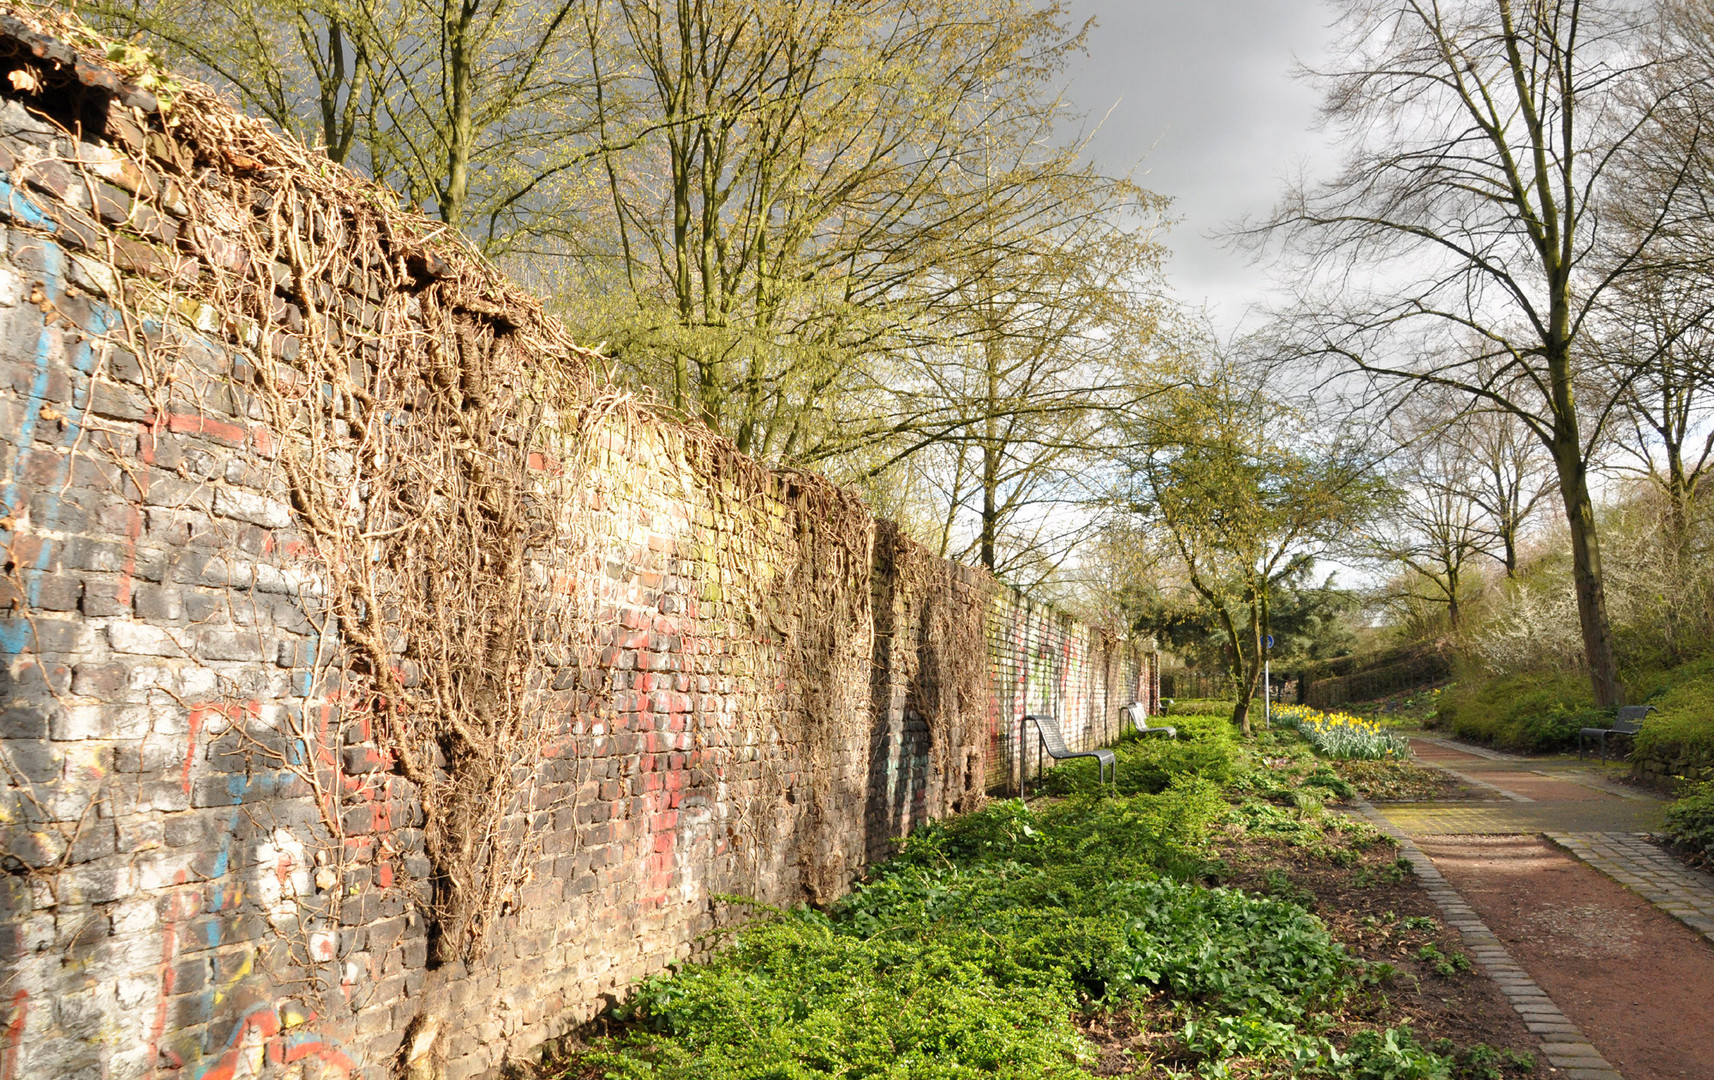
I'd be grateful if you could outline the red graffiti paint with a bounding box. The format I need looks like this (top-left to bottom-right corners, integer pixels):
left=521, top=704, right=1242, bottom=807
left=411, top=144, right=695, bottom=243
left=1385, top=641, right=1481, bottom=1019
left=181, top=709, right=201, bottom=796
left=192, top=1005, right=350, bottom=1080
left=163, top=412, right=247, bottom=447
left=0, top=990, right=27, bottom=1080
left=144, top=924, right=179, bottom=1078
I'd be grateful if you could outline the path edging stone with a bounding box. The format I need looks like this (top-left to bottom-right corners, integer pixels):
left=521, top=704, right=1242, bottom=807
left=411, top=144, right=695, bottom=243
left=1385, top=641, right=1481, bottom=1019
left=1548, top=831, right=1714, bottom=947
left=1348, top=797, right=1623, bottom=1079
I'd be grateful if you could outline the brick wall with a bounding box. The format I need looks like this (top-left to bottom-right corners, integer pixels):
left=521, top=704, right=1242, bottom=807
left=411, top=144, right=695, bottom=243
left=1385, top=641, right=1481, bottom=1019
left=0, top=15, right=1154, bottom=1080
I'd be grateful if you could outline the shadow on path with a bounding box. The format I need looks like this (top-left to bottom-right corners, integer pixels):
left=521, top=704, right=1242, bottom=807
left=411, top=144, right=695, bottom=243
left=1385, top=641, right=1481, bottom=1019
left=1382, top=738, right=1714, bottom=1080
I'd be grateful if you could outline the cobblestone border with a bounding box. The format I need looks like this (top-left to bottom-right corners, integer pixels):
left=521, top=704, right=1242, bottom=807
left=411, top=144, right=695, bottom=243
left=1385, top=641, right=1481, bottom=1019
left=1548, top=832, right=1714, bottom=945
left=1350, top=798, right=1623, bottom=1079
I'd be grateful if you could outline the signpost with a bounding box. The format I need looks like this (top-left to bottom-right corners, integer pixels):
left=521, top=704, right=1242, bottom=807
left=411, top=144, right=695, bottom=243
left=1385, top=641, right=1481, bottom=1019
left=1263, top=634, right=1274, bottom=728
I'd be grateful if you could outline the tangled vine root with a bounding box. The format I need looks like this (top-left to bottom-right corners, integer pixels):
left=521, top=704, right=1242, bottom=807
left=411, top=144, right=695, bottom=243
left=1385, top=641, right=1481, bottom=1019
left=881, top=523, right=990, bottom=819
left=160, top=104, right=625, bottom=962
left=5, top=2, right=998, bottom=970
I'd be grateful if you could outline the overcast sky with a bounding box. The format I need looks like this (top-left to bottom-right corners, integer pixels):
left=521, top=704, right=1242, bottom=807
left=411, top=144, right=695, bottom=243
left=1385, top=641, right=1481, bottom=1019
left=1061, top=1, right=1344, bottom=335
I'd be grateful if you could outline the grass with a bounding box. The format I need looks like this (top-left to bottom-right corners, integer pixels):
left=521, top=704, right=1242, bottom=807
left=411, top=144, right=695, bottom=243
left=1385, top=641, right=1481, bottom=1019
left=1436, top=655, right=1714, bottom=768
left=543, top=717, right=1529, bottom=1080
left=1163, top=697, right=1238, bottom=717
left=1629, top=655, right=1714, bottom=775
left=1345, top=686, right=1446, bottom=728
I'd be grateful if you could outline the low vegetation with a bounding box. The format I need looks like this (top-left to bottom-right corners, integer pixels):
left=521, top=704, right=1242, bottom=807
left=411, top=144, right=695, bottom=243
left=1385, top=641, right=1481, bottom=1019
left=1663, top=781, right=1714, bottom=867
left=1433, top=672, right=1601, bottom=753
left=1164, top=698, right=1238, bottom=717
left=544, top=714, right=1534, bottom=1079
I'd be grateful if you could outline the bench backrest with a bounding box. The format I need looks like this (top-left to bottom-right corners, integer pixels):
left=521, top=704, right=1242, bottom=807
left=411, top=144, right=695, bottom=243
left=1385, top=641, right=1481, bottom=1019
left=1124, top=701, right=1145, bottom=728
left=1025, top=714, right=1072, bottom=757
left=1614, top=704, right=1655, bottom=732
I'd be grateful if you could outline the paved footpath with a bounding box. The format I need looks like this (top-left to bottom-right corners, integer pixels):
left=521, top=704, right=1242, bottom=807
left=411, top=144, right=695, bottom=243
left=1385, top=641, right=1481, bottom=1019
left=1360, top=736, right=1714, bottom=1079
left=1351, top=798, right=1625, bottom=1080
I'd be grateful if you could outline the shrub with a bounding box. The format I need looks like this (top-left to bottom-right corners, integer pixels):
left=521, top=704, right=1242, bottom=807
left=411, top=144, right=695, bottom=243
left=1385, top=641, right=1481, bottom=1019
left=1663, top=781, right=1714, bottom=859
left=1435, top=671, right=1601, bottom=751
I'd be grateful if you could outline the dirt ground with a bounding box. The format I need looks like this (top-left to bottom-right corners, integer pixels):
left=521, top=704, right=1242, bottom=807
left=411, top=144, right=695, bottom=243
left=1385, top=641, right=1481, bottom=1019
left=1415, top=834, right=1714, bottom=1080
left=1212, top=836, right=1547, bottom=1073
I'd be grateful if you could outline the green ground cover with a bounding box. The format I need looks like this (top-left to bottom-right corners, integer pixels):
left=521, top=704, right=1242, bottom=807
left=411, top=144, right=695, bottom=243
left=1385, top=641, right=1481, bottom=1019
left=1163, top=698, right=1238, bottom=717
left=1629, top=656, right=1714, bottom=772
left=546, top=715, right=1529, bottom=1080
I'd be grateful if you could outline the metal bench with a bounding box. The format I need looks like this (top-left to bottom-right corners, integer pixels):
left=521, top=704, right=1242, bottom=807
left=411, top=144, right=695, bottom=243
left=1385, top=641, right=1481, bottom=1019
left=1123, top=701, right=1176, bottom=740
left=1578, top=704, right=1654, bottom=762
left=1021, top=713, right=1115, bottom=793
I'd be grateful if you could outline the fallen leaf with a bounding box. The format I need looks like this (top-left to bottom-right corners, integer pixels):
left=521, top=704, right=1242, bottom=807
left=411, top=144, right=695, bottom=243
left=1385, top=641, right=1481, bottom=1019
left=8, top=66, right=41, bottom=94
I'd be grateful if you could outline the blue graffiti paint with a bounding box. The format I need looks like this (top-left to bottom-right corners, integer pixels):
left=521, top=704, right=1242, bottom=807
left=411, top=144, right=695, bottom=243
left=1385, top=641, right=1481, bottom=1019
left=206, top=803, right=243, bottom=912
left=0, top=237, right=134, bottom=655
left=0, top=177, right=60, bottom=233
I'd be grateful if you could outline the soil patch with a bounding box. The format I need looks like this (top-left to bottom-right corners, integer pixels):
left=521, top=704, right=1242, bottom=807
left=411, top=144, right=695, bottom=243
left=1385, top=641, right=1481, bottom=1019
left=1337, top=757, right=1491, bottom=802
left=1416, top=833, right=1714, bottom=1080
left=1212, top=833, right=1546, bottom=1072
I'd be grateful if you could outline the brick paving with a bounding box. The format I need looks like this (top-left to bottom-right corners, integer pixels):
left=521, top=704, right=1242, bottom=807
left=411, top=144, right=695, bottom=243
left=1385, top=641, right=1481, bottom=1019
left=1380, top=799, right=1663, bottom=834
left=1350, top=798, right=1623, bottom=1079
left=1360, top=736, right=1714, bottom=1079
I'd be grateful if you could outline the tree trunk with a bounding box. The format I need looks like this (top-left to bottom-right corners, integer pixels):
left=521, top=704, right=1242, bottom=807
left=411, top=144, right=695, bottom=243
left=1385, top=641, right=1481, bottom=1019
left=440, top=0, right=478, bottom=230
left=1226, top=591, right=1259, bottom=737
left=979, top=442, right=998, bottom=571
left=1552, top=435, right=1623, bottom=706
left=979, top=332, right=1001, bottom=571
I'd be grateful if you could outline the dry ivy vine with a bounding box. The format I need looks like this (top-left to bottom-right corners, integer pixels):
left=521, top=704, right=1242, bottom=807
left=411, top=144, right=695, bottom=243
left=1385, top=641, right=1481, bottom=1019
left=4, top=1, right=1003, bottom=987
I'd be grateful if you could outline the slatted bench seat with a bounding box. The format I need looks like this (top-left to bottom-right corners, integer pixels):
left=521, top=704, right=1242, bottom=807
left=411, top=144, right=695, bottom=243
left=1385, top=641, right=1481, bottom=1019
left=1124, top=701, right=1176, bottom=740
left=1578, top=704, right=1654, bottom=763
left=1022, top=713, right=1115, bottom=792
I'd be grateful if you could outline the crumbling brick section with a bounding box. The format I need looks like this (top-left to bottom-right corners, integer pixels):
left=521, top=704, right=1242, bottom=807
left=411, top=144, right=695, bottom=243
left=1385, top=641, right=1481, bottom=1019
left=0, top=12, right=1157, bottom=1080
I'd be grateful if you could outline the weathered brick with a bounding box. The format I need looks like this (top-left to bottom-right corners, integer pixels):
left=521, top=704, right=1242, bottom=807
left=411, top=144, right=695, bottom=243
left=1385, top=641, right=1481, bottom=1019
left=0, top=43, right=1163, bottom=1080
left=211, top=487, right=290, bottom=529
left=106, top=621, right=179, bottom=656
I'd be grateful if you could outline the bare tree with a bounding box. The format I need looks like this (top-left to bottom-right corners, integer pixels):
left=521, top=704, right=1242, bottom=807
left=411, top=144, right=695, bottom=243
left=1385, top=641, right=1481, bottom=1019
left=1461, top=405, right=1559, bottom=576
left=1372, top=415, right=1488, bottom=629
left=1592, top=0, right=1714, bottom=546
left=1250, top=0, right=1708, bottom=705
left=848, top=178, right=1167, bottom=577
left=1597, top=272, right=1714, bottom=544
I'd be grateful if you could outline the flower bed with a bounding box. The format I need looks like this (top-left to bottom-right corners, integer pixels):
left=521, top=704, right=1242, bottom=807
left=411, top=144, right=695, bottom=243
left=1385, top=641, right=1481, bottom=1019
left=1274, top=705, right=1411, bottom=760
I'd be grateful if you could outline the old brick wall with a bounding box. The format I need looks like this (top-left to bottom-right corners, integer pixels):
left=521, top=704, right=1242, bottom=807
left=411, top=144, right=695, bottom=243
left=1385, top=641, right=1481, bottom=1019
left=0, top=15, right=1154, bottom=1080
